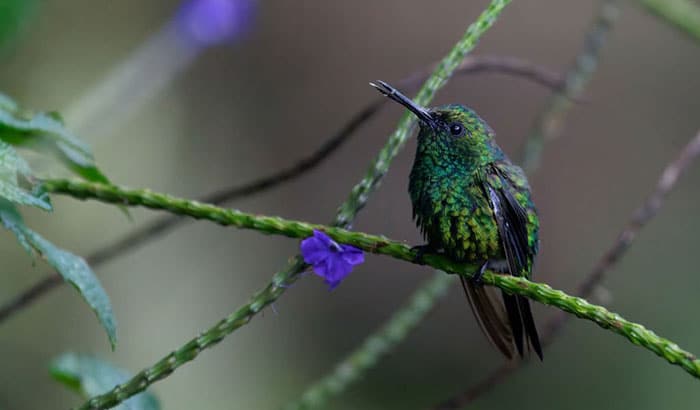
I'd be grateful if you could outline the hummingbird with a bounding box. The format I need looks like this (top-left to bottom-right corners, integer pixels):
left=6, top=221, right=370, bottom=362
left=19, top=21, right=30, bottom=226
left=370, top=80, right=543, bottom=360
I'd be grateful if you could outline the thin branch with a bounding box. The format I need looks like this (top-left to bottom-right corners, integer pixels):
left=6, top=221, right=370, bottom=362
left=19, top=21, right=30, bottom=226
left=0, top=54, right=566, bottom=325
left=579, top=130, right=700, bottom=297
left=42, top=178, right=700, bottom=381
left=433, top=129, right=700, bottom=409
left=56, top=2, right=515, bottom=408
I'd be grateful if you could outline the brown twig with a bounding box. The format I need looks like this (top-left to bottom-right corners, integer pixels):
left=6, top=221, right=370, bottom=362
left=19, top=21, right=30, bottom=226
left=433, top=129, right=700, bottom=409
left=0, top=55, right=569, bottom=325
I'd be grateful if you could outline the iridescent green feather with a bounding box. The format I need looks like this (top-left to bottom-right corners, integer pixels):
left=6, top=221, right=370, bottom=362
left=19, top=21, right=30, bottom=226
left=409, top=105, right=539, bottom=270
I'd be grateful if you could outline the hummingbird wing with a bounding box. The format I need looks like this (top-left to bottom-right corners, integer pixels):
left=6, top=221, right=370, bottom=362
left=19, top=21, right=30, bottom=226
left=485, top=171, right=543, bottom=359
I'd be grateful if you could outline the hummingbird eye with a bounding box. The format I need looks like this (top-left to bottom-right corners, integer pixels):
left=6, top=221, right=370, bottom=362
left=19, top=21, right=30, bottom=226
left=448, top=122, right=466, bottom=137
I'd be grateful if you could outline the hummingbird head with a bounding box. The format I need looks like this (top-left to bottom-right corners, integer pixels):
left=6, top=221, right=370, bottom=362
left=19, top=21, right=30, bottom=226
left=370, top=80, right=502, bottom=165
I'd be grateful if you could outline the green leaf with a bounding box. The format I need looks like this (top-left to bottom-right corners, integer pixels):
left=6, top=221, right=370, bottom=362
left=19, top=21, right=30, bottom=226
left=0, top=96, right=110, bottom=184
left=50, top=353, right=160, bottom=410
left=0, top=199, right=32, bottom=255
left=0, top=199, right=117, bottom=348
left=0, top=140, right=51, bottom=210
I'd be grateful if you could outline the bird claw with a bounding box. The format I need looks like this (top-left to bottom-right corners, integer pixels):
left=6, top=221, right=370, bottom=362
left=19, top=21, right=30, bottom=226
left=470, top=262, right=489, bottom=286
left=410, top=244, right=437, bottom=265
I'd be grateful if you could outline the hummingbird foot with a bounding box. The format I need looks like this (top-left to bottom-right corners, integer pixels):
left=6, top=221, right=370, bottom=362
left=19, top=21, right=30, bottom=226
left=410, top=244, right=441, bottom=265
left=471, top=260, right=510, bottom=285
left=486, top=259, right=509, bottom=273
left=470, top=261, right=489, bottom=286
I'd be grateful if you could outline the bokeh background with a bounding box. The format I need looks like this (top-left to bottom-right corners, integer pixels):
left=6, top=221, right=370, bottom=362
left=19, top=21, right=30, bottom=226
left=1, top=0, right=699, bottom=409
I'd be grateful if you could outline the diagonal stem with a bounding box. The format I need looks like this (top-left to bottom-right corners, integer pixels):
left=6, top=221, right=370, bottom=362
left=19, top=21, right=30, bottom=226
left=283, top=272, right=453, bottom=410
left=520, top=0, right=620, bottom=172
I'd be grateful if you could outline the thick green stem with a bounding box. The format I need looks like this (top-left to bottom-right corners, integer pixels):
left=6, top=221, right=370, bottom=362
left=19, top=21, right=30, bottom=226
left=41, top=179, right=478, bottom=270
left=637, top=0, right=700, bottom=43
left=45, top=179, right=700, bottom=387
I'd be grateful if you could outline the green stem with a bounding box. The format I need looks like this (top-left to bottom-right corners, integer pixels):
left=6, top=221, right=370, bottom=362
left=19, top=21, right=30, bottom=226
left=44, top=179, right=700, bottom=386
left=637, top=0, right=700, bottom=43
left=283, top=272, right=453, bottom=410
left=40, top=179, right=478, bottom=270
left=334, top=0, right=512, bottom=226
left=521, top=0, right=619, bottom=171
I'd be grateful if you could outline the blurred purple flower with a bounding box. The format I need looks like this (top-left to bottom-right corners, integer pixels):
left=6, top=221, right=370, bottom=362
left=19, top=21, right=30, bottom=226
left=301, top=230, right=364, bottom=290
left=176, top=0, right=256, bottom=47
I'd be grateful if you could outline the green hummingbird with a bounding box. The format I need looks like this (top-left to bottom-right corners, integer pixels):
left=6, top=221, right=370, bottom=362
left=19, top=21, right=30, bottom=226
left=370, top=80, right=543, bottom=360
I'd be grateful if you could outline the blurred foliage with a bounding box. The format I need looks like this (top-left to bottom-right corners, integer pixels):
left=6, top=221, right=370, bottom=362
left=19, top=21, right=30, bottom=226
left=51, top=353, right=160, bottom=410
left=0, top=0, right=40, bottom=51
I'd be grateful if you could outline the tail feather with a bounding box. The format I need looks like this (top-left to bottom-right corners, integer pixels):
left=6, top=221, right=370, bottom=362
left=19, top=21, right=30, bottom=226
left=502, top=292, right=525, bottom=357
left=460, top=276, right=515, bottom=360
left=517, top=294, right=543, bottom=360
left=460, top=277, right=543, bottom=360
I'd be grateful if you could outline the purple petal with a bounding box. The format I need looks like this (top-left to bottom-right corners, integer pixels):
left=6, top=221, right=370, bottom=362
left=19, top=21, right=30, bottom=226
left=302, top=231, right=363, bottom=290
left=312, top=230, right=335, bottom=247
left=315, top=255, right=337, bottom=279
left=176, top=0, right=256, bottom=47
left=313, top=257, right=352, bottom=290
left=312, top=259, right=329, bottom=277
left=325, top=277, right=343, bottom=291
left=300, top=236, right=329, bottom=265
left=323, top=254, right=353, bottom=285
left=340, top=245, right=365, bottom=265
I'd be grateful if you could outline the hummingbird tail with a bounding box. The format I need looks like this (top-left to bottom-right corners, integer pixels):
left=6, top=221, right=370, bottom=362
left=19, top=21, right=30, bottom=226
left=517, top=294, right=543, bottom=360
left=502, top=292, right=544, bottom=360
left=460, top=276, right=515, bottom=360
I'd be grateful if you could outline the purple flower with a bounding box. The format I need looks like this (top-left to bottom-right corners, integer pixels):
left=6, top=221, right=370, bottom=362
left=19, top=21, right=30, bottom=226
left=300, top=230, right=365, bottom=290
left=176, top=0, right=256, bottom=47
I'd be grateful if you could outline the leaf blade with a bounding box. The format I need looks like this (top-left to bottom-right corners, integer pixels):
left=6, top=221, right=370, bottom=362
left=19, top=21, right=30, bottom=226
left=0, top=140, right=51, bottom=210
left=25, top=230, right=117, bottom=348
left=0, top=199, right=117, bottom=348
left=0, top=95, right=109, bottom=184
left=50, top=353, right=160, bottom=410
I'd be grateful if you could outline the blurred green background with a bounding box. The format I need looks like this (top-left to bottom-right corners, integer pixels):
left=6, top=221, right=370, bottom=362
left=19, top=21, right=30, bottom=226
left=1, top=0, right=699, bottom=408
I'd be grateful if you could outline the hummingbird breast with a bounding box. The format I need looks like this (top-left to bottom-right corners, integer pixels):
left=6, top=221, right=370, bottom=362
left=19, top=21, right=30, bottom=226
left=409, top=165, right=503, bottom=262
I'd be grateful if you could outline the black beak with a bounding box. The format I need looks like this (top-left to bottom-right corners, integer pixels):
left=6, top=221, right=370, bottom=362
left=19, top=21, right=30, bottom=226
left=369, top=80, right=436, bottom=129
